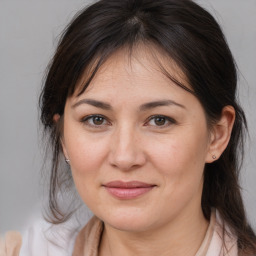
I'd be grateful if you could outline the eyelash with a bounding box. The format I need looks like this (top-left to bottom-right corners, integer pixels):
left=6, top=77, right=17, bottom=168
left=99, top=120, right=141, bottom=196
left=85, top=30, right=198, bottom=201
left=145, top=115, right=176, bottom=128
left=81, top=114, right=176, bottom=129
left=81, top=115, right=110, bottom=128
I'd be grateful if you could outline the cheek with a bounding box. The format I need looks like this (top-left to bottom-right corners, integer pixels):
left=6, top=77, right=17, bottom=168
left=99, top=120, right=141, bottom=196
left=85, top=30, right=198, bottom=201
left=148, top=129, right=208, bottom=189
left=68, top=140, right=106, bottom=174
left=63, top=122, right=109, bottom=180
left=150, top=136, right=206, bottom=171
left=64, top=134, right=108, bottom=204
left=149, top=136, right=207, bottom=214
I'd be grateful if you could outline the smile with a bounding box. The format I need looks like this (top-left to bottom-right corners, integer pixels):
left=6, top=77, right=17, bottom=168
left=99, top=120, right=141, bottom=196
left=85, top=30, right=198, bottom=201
left=103, top=180, right=156, bottom=200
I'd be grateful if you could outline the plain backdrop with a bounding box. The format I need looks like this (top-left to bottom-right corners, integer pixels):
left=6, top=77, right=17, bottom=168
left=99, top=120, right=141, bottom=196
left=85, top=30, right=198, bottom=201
left=0, top=0, right=255, bottom=234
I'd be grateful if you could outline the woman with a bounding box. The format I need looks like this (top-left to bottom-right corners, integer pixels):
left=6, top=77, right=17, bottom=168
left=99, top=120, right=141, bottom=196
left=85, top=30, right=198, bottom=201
left=2, top=0, right=256, bottom=255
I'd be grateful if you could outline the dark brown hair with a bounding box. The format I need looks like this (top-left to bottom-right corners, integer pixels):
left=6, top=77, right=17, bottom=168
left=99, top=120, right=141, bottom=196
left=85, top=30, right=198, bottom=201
left=40, top=0, right=256, bottom=253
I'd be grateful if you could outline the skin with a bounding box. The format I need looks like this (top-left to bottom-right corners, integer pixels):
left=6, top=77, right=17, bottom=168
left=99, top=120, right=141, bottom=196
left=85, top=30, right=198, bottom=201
left=59, top=46, right=235, bottom=256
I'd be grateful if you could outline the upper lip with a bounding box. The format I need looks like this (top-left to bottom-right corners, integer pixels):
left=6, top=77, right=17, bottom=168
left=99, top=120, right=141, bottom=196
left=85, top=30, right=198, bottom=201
left=103, top=180, right=155, bottom=188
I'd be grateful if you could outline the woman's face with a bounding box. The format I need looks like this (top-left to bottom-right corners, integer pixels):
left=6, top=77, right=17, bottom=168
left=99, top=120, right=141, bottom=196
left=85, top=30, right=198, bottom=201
left=62, top=47, right=214, bottom=232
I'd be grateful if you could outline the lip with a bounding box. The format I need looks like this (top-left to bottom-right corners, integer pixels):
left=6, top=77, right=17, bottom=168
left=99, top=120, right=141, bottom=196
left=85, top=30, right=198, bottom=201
left=103, top=180, right=156, bottom=199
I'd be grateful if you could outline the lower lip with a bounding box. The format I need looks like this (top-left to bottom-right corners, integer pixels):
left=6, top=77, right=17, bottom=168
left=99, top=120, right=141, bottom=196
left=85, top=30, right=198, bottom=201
left=104, top=186, right=154, bottom=199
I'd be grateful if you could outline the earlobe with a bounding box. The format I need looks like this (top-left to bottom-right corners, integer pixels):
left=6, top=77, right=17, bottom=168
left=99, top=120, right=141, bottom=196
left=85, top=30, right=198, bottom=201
left=206, top=106, right=235, bottom=163
left=53, top=114, right=60, bottom=123
left=60, top=137, right=70, bottom=163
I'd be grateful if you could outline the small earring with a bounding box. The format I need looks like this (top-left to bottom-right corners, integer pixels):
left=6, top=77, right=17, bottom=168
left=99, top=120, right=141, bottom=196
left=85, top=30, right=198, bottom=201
left=65, top=158, right=70, bottom=164
left=212, top=155, right=217, bottom=160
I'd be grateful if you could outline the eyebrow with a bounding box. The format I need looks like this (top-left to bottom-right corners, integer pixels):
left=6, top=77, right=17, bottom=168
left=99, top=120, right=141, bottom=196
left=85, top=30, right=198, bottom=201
left=72, top=99, right=112, bottom=110
left=139, top=100, right=185, bottom=111
left=72, top=99, right=185, bottom=110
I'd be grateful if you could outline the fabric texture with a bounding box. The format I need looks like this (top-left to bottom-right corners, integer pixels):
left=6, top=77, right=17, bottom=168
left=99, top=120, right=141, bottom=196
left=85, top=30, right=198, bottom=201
left=19, top=217, right=80, bottom=256
left=72, top=216, right=103, bottom=256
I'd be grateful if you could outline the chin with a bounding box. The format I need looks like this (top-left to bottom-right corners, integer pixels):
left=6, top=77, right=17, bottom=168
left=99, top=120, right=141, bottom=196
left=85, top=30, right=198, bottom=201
left=107, top=218, right=153, bottom=233
left=97, top=208, right=156, bottom=232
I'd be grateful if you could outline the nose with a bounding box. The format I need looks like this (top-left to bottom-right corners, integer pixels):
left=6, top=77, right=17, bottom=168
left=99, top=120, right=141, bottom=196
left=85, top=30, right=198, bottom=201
left=108, top=125, right=146, bottom=171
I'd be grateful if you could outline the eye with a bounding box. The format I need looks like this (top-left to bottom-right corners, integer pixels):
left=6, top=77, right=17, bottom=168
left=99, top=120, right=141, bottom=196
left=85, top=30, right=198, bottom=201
left=81, top=115, right=110, bottom=127
left=145, top=115, right=176, bottom=127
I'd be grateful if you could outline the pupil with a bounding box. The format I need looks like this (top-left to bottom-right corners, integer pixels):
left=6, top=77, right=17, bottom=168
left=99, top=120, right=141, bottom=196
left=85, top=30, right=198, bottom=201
left=93, top=116, right=103, bottom=125
left=155, top=117, right=165, bottom=126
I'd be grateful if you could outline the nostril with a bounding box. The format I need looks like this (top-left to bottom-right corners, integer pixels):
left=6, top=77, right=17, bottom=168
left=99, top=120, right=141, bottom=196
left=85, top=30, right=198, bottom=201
left=108, top=147, right=146, bottom=171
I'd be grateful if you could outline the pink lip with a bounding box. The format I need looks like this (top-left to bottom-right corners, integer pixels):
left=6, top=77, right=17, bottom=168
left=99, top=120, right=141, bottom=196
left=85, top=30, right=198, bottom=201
left=103, top=181, right=156, bottom=199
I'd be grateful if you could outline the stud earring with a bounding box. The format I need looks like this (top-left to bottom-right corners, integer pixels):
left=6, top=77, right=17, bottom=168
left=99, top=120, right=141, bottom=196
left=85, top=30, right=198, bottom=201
left=65, top=158, right=70, bottom=164
left=212, top=155, right=217, bottom=160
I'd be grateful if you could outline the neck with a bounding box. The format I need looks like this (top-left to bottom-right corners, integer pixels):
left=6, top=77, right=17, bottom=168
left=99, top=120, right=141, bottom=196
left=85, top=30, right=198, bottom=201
left=99, top=207, right=209, bottom=256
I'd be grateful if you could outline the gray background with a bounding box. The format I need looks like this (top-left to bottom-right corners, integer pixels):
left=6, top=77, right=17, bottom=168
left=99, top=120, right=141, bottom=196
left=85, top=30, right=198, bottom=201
left=0, top=0, right=255, bottom=234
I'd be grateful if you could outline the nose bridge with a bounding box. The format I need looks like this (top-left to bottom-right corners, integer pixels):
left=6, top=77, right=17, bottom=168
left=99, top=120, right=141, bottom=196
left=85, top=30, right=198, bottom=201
left=116, top=123, right=136, bottom=152
left=109, top=122, right=145, bottom=170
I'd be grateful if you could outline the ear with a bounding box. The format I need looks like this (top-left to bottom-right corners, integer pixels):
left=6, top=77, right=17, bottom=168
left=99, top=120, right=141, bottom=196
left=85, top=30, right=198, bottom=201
left=205, top=106, right=235, bottom=163
left=53, top=113, right=60, bottom=123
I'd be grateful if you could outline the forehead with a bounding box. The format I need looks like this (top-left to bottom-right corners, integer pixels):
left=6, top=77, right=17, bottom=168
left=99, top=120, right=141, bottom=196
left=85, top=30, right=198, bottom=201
left=74, top=44, right=192, bottom=98
left=65, top=45, right=208, bottom=127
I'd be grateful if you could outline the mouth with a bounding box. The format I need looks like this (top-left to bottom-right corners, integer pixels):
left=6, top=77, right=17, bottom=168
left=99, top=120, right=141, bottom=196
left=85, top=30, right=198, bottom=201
left=103, top=180, right=156, bottom=200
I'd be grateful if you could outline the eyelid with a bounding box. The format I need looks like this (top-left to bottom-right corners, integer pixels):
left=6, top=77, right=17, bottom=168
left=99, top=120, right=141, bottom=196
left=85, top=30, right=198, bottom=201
left=144, top=115, right=176, bottom=127
left=81, top=114, right=111, bottom=127
left=80, top=114, right=176, bottom=129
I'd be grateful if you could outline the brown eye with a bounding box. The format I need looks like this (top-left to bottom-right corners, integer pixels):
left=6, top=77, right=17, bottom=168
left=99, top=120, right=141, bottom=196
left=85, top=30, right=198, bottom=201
left=92, top=116, right=104, bottom=125
left=145, top=115, right=176, bottom=128
left=154, top=116, right=166, bottom=126
left=82, top=115, right=109, bottom=127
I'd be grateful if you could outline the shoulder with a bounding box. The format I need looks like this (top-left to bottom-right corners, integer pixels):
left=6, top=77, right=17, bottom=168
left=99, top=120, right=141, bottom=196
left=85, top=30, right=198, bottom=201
left=19, top=218, right=80, bottom=256
left=0, top=231, right=22, bottom=256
